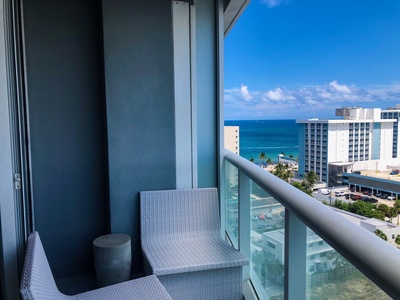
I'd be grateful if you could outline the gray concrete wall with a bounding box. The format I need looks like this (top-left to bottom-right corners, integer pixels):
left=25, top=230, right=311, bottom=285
left=102, top=0, right=176, bottom=273
left=21, top=0, right=220, bottom=279
left=23, top=0, right=108, bottom=278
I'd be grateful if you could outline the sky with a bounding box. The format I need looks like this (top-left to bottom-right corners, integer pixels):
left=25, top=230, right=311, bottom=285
left=224, top=0, right=400, bottom=120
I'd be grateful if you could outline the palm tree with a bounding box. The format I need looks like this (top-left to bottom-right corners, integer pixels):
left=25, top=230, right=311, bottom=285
left=266, top=158, right=273, bottom=166
left=259, top=152, right=266, bottom=166
left=302, top=171, right=319, bottom=191
left=272, top=163, right=293, bottom=182
left=249, top=158, right=254, bottom=163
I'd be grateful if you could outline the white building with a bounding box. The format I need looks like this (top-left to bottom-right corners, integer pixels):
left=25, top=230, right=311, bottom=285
left=262, top=211, right=400, bottom=275
left=263, top=229, right=334, bottom=273
left=381, top=105, right=400, bottom=159
left=297, top=107, right=399, bottom=186
left=339, top=209, right=400, bottom=248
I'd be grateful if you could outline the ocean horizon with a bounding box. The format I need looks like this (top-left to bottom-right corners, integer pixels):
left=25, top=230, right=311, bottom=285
left=224, top=119, right=299, bottom=164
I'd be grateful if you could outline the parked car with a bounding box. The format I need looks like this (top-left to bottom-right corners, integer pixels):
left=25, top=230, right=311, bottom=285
left=387, top=196, right=395, bottom=200
left=344, top=194, right=350, bottom=199
left=257, top=224, right=272, bottom=230
left=319, top=188, right=330, bottom=195
left=335, top=191, right=345, bottom=197
left=362, top=190, right=370, bottom=195
left=390, top=170, right=399, bottom=175
left=380, top=194, right=388, bottom=199
left=252, top=215, right=258, bottom=221
left=351, top=194, right=362, bottom=200
left=352, top=171, right=361, bottom=175
left=368, top=198, right=378, bottom=203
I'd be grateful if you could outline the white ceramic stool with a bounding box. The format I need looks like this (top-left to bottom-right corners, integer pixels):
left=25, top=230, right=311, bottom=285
left=93, top=234, right=131, bottom=287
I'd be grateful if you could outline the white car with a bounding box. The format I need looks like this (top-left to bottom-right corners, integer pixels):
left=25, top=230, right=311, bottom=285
left=319, top=189, right=330, bottom=195
left=387, top=196, right=395, bottom=200
left=335, top=191, right=345, bottom=197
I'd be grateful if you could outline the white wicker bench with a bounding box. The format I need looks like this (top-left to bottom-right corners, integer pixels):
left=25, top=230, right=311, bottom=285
left=20, top=232, right=172, bottom=300
left=140, top=188, right=249, bottom=300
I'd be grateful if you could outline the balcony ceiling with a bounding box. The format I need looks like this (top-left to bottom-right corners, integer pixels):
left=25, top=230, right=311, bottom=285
left=224, top=0, right=250, bottom=36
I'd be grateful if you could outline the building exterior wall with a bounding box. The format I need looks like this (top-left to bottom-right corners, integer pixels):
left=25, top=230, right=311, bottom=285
left=327, top=123, right=349, bottom=165
left=224, top=126, right=239, bottom=155
left=298, top=123, right=306, bottom=177
left=382, top=109, right=400, bottom=158
left=263, top=229, right=334, bottom=273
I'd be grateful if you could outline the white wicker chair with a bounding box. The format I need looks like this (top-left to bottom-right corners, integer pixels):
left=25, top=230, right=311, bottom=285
left=20, top=231, right=172, bottom=300
left=140, top=188, right=249, bottom=300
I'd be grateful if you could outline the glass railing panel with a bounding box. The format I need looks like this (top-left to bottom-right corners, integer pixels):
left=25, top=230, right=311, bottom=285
left=225, top=161, right=239, bottom=249
left=250, top=181, right=285, bottom=300
left=306, top=228, right=391, bottom=300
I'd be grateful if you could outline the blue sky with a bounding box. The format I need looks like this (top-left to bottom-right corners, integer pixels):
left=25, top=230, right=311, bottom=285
left=224, top=0, right=400, bottom=120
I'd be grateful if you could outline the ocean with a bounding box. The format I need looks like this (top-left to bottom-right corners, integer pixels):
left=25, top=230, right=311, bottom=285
left=224, top=119, right=299, bottom=164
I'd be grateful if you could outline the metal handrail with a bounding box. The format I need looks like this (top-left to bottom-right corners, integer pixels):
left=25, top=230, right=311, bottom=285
left=224, top=149, right=400, bottom=299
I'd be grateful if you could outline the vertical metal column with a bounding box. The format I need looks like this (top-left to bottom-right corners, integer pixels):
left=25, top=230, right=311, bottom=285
left=172, top=1, right=197, bottom=189
left=239, top=170, right=250, bottom=280
left=284, top=210, right=307, bottom=300
left=0, top=0, right=22, bottom=298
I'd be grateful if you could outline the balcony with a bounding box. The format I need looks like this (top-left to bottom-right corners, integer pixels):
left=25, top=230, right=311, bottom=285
left=223, top=149, right=400, bottom=299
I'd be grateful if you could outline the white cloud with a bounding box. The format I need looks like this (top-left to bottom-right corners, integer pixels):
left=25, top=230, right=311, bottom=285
left=265, top=88, right=283, bottom=100
left=263, top=88, right=295, bottom=101
left=240, top=85, right=253, bottom=101
left=224, top=80, right=400, bottom=120
left=261, top=0, right=289, bottom=8
left=329, top=80, right=352, bottom=94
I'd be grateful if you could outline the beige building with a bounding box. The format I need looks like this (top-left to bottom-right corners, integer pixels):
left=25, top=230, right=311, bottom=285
left=224, top=126, right=239, bottom=155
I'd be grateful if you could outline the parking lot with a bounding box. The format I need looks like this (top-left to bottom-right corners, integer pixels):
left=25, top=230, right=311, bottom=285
left=313, top=188, right=395, bottom=207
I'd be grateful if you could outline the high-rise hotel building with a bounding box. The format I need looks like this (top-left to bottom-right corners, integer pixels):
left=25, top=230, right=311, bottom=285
left=381, top=105, right=400, bottom=159
left=297, top=107, right=399, bottom=186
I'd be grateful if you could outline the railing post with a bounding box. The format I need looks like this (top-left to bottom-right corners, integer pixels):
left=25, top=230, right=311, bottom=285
left=239, top=170, right=250, bottom=281
left=284, top=210, right=307, bottom=300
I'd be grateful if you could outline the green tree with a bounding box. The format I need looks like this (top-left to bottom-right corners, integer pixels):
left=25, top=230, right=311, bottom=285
left=302, top=171, right=319, bottom=191
left=388, top=207, right=398, bottom=223
left=394, top=200, right=400, bottom=225
left=289, top=154, right=294, bottom=158
left=266, top=157, right=273, bottom=166
left=332, top=199, right=351, bottom=211
left=265, top=259, right=284, bottom=286
left=259, top=152, right=266, bottom=166
left=374, top=229, right=387, bottom=241
left=249, top=158, right=254, bottom=163
left=377, top=203, right=389, bottom=217
left=395, top=235, right=400, bottom=248
left=331, top=200, right=384, bottom=220
left=291, top=181, right=312, bottom=196
left=272, top=163, right=293, bottom=182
